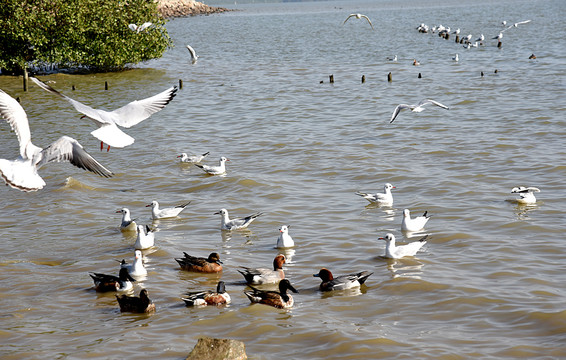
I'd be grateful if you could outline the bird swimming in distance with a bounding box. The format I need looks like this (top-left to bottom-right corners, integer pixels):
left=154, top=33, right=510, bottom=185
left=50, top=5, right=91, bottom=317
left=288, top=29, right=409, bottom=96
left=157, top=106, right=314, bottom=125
left=356, top=183, right=396, bottom=205
left=452, top=53, right=459, bottom=62
left=0, top=88, right=113, bottom=192
left=476, top=34, right=485, bottom=43
left=134, top=224, right=156, bottom=250
left=389, top=99, right=449, bottom=123
left=387, top=55, right=397, bottom=62
left=343, top=13, right=374, bottom=30
left=186, top=44, right=199, bottom=63
left=182, top=281, right=231, bottom=306
left=244, top=279, right=298, bottom=309
left=401, top=209, right=431, bottom=232
left=215, top=208, right=263, bottom=231
left=178, top=152, right=209, bottom=163
left=313, top=268, right=373, bottom=291
left=30, top=77, right=177, bottom=151
left=90, top=267, right=136, bottom=292
left=379, top=233, right=428, bottom=259
left=412, top=59, right=420, bottom=66
left=276, top=225, right=295, bottom=248
left=116, top=288, right=156, bottom=313
left=116, top=208, right=137, bottom=232
left=128, top=22, right=152, bottom=33
left=194, top=156, right=229, bottom=175
left=146, top=200, right=191, bottom=220
left=511, top=186, right=540, bottom=204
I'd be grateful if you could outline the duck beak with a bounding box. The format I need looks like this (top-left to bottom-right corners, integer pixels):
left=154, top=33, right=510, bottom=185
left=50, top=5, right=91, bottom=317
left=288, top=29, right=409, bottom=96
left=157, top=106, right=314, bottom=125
left=313, top=273, right=320, bottom=278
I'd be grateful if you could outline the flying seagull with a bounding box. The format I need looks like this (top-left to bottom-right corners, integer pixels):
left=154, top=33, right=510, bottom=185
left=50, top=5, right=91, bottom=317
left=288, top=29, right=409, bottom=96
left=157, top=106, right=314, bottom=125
left=128, top=22, right=152, bottom=33
left=390, top=99, right=449, bottom=123
left=343, top=13, right=374, bottom=30
left=30, top=77, right=177, bottom=151
left=0, top=89, right=113, bottom=192
left=502, top=19, right=531, bottom=32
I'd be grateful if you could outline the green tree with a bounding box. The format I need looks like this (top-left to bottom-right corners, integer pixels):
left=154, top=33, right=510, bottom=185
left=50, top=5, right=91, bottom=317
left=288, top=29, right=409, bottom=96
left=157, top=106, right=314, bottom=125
left=0, top=0, right=172, bottom=74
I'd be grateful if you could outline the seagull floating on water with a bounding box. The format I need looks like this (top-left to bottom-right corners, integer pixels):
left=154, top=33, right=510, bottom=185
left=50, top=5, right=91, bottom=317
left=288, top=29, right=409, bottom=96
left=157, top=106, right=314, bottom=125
left=119, top=250, right=147, bottom=277
left=401, top=209, right=431, bottom=232
left=128, top=22, right=152, bottom=33
left=0, top=89, right=113, bottom=192
left=116, top=208, right=137, bottom=232
left=356, top=183, right=395, bottom=205
left=194, top=156, right=229, bottom=175
left=178, top=152, right=209, bottom=163
left=452, top=53, right=459, bottom=62
left=313, top=268, right=373, bottom=291
left=276, top=225, right=295, bottom=248
left=30, top=77, right=177, bottom=151
left=186, top=44, right=199, bottom=63
left=511, top=186, right=540, bottom=204
left=390, top=99, right=449, bottom=123
left=387, top=55, right=397, bottom=62
left=146, top=200, right=190, bottom=220
left=343, top=13, right=374, bottom=30
left=215, top=208, right=263, bottom=230
left=493, top=32, right=503, bottom=40
left=379, top=233, right=428, bottom=259
left=134, top=224, right=156, bottom=250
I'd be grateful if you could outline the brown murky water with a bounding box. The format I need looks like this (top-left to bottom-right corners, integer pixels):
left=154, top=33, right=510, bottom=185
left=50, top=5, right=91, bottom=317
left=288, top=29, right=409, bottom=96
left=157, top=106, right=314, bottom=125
left=1, top=0, right=565, bottom=358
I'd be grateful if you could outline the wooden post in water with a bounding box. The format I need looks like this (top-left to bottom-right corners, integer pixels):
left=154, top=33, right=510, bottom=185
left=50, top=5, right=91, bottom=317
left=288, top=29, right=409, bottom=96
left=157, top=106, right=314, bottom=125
left=497, top=41, right=502, bottom=48
left=329, top=74, right=334, bottom=84
left=23, top=68, right=28, bottom=91
left=179, top=79, right=183, bottom=89
left=418, top=73, right=422, bottom=79
left=361, top=75, right=365, bottom=84
left=455, top=35, right=459, bottom=43
left=105, top=81, right=109, bottom=90
left=72, top=85, right=76, bottom=91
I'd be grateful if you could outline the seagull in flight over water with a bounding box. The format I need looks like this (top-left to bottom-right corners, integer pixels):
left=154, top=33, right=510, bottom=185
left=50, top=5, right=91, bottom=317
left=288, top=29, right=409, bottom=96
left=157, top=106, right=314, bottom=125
left=390, top=99, right=449, bottom=123
left=30, top=77, right=177, bottom=151
left=186, top=44, right=199, bottom=63
left=343, top=13, right=374, bottom=30
left=502, top=19, right=531, bottom=32
left=128, top=22, right=152, bottom=33
left=0, top=89, right=113, bottom=192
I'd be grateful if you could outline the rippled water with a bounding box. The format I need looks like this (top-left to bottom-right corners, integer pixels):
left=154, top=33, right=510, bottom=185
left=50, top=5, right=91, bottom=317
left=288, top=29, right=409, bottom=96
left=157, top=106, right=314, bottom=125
left=1, top=0, right=565, bottom=358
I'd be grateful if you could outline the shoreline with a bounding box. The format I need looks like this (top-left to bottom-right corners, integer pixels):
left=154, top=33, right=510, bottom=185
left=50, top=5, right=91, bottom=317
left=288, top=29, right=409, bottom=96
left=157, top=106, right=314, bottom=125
left=156, top=0, right=232, bottom=17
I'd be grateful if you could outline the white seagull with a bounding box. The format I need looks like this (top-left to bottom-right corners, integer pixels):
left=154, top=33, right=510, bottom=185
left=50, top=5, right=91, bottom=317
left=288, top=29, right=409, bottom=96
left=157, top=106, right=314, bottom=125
left=387, top=55, right=398, bottom=62
left=390, top=99, right=449, bottom=123
left=343, top=13, right=374, bottom=30
left=178, top=151, right=209, bottom=163
left=116, top=208, right=137, bottom=232
left=401, top=209, right=431, bottom=232
left=493, top=32, right=503, bottom=40
left=452, top=53, right=459, bottom=62
left=214, top=208, right=263, bottom=230
left=119, top=250, right=147, bottom=277
left=194, top=156, right=229, bottom=175
left=276, top=225, right=295, bottom=248
left=128, top=22, right=152, bottom=33
left=30, top=77, right=177, bottom=151
left=511, top=186, right=540, bottom=204
left=379, top=233, right=428, bottom=259
left=0, top=89, right=113, bottom=192
left=502, top=19, right=531, bottom=32
left=476, top=34, right=485, bottom=42
left=146, top=200, right=191, bottom=220
left=186, top=44, right=199, bottom=63
left=355, top=183, right=396, bottom=205
left=134, top=225, right=156, bottom=250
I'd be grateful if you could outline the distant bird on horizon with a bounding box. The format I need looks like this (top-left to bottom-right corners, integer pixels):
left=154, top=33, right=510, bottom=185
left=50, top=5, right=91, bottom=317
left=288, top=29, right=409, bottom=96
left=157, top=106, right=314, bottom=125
left=186, top=44, right=199, bottom=63
left=389, top=99, right=449, bottom=123
left=343, top=13, right=374, bottom=30
left=0, top=88, right=113, bottom=192
left=128, top=22, right=152, bottom=33
left=30, top=77, right=177, bottom=151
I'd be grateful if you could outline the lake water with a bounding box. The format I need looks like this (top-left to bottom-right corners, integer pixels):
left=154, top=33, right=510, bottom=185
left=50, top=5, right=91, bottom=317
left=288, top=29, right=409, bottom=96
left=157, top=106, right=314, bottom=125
left=1, top=0, right=565, bottom=358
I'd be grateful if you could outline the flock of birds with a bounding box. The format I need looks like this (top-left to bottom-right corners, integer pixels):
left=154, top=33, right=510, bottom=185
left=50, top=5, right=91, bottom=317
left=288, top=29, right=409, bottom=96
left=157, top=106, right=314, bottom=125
left=0, top=15, right=542, bottom=314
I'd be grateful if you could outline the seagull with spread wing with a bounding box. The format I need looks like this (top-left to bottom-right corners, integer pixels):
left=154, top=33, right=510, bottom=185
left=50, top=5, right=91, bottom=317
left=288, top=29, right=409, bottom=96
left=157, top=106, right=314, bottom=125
left=343, top=13, right=374, bottom=30
left=30, top=77, right=177, bottom=151
left=0, top=89, right=113, bottom=192
left=390, top=99, right=449, bottom=123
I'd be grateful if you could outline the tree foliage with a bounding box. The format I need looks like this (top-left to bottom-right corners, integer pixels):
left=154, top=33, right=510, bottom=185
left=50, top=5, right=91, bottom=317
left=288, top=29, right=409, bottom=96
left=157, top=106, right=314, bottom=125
left=0, top=0, right=172, bottom=73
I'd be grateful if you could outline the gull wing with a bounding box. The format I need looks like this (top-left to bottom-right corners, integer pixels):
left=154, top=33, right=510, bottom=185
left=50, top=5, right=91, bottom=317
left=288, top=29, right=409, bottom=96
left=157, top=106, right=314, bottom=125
left=38, top=136, right=114, bottom=177
left=420, top=99, right=449, bottom=110
left=361, top=15, right=374, bottom=30
left=110, top=86, right=178, bottom=128
left=128, top=24, right=138, bottom=32
left=343, top=14, right=355, bottom=25
left=186, top=45, right=197, bottom=60
left=30, top=77, right=110, bottom=125
left=390, top=104, right=409, bottom=123
left=0, top=89, right=33, bottom=158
